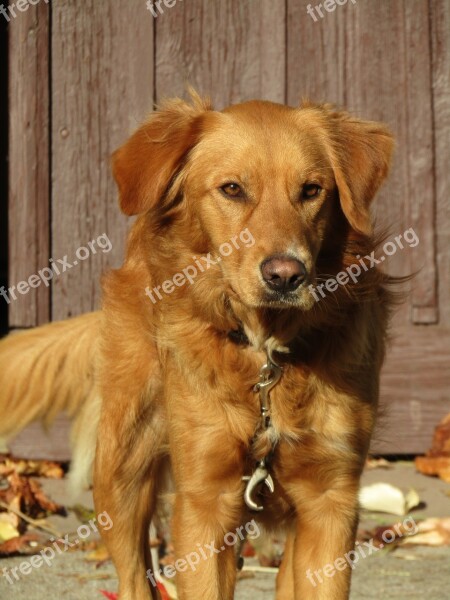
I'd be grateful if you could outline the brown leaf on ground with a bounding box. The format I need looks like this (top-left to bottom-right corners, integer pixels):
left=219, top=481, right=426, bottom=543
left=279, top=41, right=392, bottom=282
left=0, top=457, right=64, bottom=479
left=402, top=518, right=450, bottom=547
left=0, top=532, right=41, bottom=556
left=415, top=413, right=450, bottom=482
left=28, top=478, right=66, bottom=517
left=0, top=511, right=21, bottom=542
left=85, top=542, right=111, bottom=564
left=0, top=472, right=66, bottom=522
left=358, top=517, right=450, bottom=549
left=365, top=457, right=393, bottom=470
left=415, top=456, right=450, bottom=482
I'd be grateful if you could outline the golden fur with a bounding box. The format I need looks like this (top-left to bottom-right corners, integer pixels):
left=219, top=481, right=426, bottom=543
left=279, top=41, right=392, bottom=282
left=0, top=312, right=100, bottom=489
left=0, top=94, right=395, bottom=600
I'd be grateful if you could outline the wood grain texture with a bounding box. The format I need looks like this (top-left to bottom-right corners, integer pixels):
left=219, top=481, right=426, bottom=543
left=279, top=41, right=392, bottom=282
left=155, top=0, right=286, bottom=108
left=404, top=1, right=438, bottom=324
left=8, top=416, right=72, bottom=462
left=372, top=327, right=450, bottom=454
left=51, top=0, right=154, bottom=320
left=8, top=2, right=50, bottom=327
left=344, top=0, right=411, bottom=326
left=430, top=0, right=450, bottom=328
left=343, top=0, right=446, bottom=452
left=287, top=0, right=348, bottom=105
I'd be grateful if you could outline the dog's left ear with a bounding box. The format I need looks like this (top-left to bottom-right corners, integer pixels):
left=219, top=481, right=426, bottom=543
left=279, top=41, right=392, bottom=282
left=326, top=109, right=394, bottom=236
left=112, top=95, right=211, bottom=216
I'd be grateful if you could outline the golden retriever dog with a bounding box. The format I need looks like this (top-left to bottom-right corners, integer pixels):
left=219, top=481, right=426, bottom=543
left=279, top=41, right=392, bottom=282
left=0, top=93, right=395, bottom=600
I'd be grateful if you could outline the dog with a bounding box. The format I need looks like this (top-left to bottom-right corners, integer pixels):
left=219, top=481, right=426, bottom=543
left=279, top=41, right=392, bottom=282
left=0, top=93, right=395, bottom=599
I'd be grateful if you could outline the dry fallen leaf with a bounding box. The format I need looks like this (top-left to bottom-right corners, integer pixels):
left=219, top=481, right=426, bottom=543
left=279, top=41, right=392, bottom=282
left=359, top=483, right=421, bottom=516
left=415, top=413, right=450, bottom=482
left=0, top=532, right=41, bottom=556
left=99, top=592, right=119, bottom=600
left=0, top=472, right=65, bottom=520
left=0, top=520, right=19, bottom=543
left=28, top=478, right=66, bottom=517
left=0, top=457, right=64, bottom=479
left=0, top=511, right=21, bottom=542
left=85, top=543, right=111, bottom=564
left=365, top=457, right=393, bottom=470
left=157, top=579, right=176, bottom=600
left=415, top=456, right=450, bottom=483
left=401, top=517, right=450, bottom=547
left=98, top=580, right=173, bottom=600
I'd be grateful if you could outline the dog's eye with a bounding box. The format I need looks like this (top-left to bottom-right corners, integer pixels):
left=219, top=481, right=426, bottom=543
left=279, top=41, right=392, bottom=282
left=220, top=183, right=244, bottom=199
left=301, top=183, right=322, bottom=200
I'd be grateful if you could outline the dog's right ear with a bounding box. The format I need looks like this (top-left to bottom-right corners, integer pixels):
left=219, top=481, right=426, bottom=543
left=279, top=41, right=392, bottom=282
left=112, top=97, right=211, bottom=216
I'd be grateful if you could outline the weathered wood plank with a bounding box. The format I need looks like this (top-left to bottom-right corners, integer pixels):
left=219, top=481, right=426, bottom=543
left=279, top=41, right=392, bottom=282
left=0, top=18, right=8, bottom=337
left=344, top=0, right=411, bottom=328
left=404, top=1, right=438, bottom=324
left=430, top=0, right=450, bottom=328
left=51, top=0, right=154, bottom=320
left=155, top=0, right=286, bottom=107
left=287, top=0, right=348, bottom=105
left=8, top=417, right=72, bottom=462
left=8, top=1, right=50, bottom=327
left=372, top=326, right=450, bottom=454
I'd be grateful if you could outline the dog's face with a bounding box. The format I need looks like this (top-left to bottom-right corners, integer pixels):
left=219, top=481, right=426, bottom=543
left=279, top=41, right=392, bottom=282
left=184, top=102, right=339, bottom=309
left=113, top=96, right=393, bottom=311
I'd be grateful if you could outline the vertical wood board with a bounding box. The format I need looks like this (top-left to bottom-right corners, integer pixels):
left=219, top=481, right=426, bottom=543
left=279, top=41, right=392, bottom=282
left=51, top=0, right=154, bottom=320
left=8, top=2, right=50, bottom=327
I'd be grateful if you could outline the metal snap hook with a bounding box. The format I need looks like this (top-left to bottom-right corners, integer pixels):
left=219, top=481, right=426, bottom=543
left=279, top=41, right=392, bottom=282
left=242, top=461, right=275, bottom=512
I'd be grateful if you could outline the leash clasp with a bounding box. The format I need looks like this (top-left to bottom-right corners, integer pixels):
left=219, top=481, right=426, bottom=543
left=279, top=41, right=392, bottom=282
left=242, top=355, right=282, bottom=511
left=242, top=459, right=274, bottom=512
left=253, top=359, right=282, bottom=428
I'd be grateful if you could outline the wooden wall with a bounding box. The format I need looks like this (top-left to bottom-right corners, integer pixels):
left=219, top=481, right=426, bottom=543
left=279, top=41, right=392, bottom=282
left=7, top=0, right=450, bottom=456
left=0, top=14, right=8, bottom=336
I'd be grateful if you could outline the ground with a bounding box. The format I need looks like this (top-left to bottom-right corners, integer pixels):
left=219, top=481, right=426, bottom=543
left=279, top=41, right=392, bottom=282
left=0, top=462, right=449, bottom=599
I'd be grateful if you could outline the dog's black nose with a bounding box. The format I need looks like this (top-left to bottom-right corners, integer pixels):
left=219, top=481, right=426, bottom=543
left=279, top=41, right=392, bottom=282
left=260, top=256, right=307, bottom=292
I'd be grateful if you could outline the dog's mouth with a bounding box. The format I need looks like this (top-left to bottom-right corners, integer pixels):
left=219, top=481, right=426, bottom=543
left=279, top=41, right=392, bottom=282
left=258, top=284, right=315, bottom=310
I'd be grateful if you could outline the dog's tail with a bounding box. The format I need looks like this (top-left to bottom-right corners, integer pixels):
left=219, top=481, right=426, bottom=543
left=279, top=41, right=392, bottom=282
left=0, top=312, right=101, bottom=491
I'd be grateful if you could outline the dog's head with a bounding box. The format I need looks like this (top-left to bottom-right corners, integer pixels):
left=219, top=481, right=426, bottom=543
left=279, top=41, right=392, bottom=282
left=113, top=94, right=393, bottom=311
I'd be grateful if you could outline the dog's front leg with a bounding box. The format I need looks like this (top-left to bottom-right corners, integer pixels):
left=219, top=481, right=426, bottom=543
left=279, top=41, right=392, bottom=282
left=283, top=472, right=362, bottom=600
left=94, top=400, right=164, bottom=600
left=168, top=398, right=246, bottom=599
